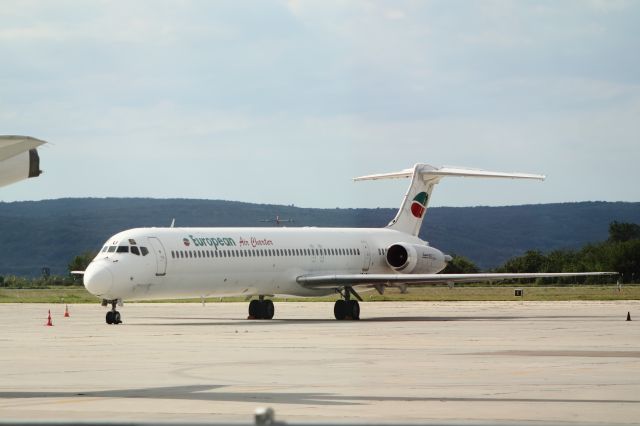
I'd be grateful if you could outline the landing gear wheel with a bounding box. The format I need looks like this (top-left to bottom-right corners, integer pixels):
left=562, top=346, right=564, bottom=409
left=106, top=310, right=122, bottom=324
left=263, top=300, right=275, bottom=320
left=334, top=299, right=346, bottom=320
left=248, top=300, right=260, bottom=318
left=248, top=299, right=275, bottom=320
left=105, top=300, right=123, bottom=325
left=334, top=299, right=360, bottom=320
left=346, top=300, right=360, bottom=320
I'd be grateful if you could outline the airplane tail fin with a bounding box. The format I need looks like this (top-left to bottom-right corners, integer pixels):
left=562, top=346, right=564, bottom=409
left=354, top=164, right=545, bottom=236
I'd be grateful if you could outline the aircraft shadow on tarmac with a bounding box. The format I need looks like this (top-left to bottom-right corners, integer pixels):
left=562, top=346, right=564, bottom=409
left=0, top=385, right=637, bottom=405
left=132, top=314, right=606, bottom=326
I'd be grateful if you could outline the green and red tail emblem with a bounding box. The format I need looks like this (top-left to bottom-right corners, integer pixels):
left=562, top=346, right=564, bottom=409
left=410, top=192, right=428, bottom=218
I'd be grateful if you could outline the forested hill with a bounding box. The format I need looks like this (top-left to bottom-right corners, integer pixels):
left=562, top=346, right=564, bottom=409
left=1, top=198, right=639, bottom=277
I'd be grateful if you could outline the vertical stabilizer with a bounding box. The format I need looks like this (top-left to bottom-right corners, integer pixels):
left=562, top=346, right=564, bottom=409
left=354, top=164, right=545, bottom=236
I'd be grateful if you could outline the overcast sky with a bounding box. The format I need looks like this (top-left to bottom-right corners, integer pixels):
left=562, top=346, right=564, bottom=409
left=1, top=0, right=639, bottom=209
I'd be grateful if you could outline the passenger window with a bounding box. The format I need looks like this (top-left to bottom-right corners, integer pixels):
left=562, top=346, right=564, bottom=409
left=357, top=249, right=361, bottom=255
left=180, top=251, right=184, bottom=258
left=132, top=247, right=141, bottom=256
left=116, top=246, right=129, bottom=253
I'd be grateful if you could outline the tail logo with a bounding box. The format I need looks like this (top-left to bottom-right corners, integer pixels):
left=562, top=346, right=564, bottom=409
left=410, top=192, right=428, bottom=218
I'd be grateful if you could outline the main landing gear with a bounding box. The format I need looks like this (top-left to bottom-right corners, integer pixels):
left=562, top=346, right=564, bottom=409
left=103, top=299, right=122, bottom=325
left=248, top=296, right=275, bottom=320
left=334, top=286, right=362, bottom=320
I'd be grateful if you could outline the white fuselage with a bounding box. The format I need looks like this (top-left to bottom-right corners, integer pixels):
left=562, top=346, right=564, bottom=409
left=83, top=226, right=443, bottom=301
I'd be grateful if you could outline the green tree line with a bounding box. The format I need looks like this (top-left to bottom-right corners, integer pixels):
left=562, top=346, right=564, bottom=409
left=492, top=221, right=638, bottom=283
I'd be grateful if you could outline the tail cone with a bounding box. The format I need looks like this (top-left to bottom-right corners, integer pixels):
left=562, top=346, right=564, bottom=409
left=46, top=310, right=53, bottom=327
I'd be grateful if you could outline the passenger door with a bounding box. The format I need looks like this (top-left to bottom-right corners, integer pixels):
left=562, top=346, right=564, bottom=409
left=148, top=237, right=167, bottom=276
left=361, top=240, right=371, bottom=272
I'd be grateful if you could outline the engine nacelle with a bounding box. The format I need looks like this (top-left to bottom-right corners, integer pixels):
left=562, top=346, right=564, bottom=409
left=386, top=242, right=447, bottom=274
left=0, top=149, right=41, bottom=188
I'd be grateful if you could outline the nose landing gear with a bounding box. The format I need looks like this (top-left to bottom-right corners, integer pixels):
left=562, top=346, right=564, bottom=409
left=103, top=299, right=123, bottom=325
left=334, top=286, right=362, bottom=320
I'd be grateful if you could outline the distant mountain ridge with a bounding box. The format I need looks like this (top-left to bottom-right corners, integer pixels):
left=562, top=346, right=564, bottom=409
left=1, top=198, right=639, bottom=277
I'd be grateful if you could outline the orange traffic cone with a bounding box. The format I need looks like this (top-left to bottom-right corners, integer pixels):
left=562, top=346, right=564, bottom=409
left=64, top=305, right=70, bottom=318
left=46, top=310, right=53, bottom=327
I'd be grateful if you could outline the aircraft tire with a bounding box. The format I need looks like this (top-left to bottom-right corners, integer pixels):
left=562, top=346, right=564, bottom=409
left=347, top=300, right=360, bottom=320
left=114, top=311, right=122, bottom=324
left=264, top=300, right=275, bottom=320
left=106, top=311, right=114, bottom=324
left=249, top=300, right=261, bottom=319
left=334, top=300, right=346, bottom=320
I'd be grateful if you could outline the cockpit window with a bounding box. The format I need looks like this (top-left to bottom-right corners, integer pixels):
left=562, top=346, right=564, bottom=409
left=131, top=246, right=140, bottom=256
left=116, top=246, right=129, bottom=253
left=101, top=246, right=108, bottom=253
left=107, top=246, right=117, bottom=253
left=140, top=247, right=149, bottom=256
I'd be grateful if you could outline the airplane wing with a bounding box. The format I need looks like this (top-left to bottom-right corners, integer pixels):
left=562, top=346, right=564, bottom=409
left=0, top=135, right=46, bottom=162
left=0, top=135, right=46, bottom=188
left=297, top=272, right=618, bottom=289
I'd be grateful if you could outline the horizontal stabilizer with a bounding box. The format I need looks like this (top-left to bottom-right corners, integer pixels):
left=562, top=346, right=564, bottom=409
left=354, top=164, right=545, bottom=182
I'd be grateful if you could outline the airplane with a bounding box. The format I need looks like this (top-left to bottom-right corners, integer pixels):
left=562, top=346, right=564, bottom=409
left=259, top=215, right=295, bottom=226
left=0, top=135, right=46, bottom=188
left=80, top=164, right=616, bottom=324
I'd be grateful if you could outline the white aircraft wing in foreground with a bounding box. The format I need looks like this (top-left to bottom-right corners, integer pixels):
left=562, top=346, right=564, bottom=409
left=80, top=163, right=617, bottom=324
left=0, top=135, right=46, bottom=188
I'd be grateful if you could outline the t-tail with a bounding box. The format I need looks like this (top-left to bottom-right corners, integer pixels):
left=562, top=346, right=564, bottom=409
left=354, top=164, right=546, bottom=236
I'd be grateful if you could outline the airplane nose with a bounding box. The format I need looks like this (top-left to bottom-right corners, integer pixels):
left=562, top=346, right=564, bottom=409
left=84, top=264, right=113, bottom=296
